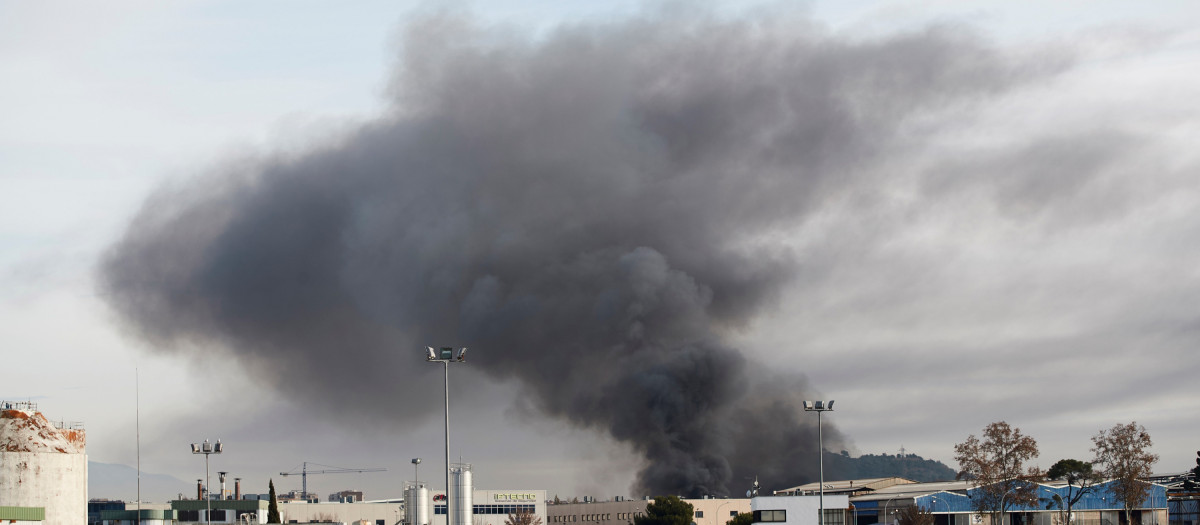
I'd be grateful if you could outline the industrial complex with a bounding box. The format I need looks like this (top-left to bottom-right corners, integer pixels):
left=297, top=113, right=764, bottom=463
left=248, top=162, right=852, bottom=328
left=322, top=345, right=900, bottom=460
left=2, top=403, right=1195, bottom=525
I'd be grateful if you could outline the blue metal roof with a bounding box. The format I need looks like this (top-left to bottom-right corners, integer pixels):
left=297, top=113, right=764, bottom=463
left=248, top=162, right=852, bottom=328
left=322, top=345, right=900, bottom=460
left=911, top=481, right=1168, bottom=513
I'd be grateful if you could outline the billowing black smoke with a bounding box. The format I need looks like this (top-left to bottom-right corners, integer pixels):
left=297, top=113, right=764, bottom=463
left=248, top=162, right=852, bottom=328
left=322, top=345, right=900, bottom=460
left=100, top=10, right=1027, bottom=496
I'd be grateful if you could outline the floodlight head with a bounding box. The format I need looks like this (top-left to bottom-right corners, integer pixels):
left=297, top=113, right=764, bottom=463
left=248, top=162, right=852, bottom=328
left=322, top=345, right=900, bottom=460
left=814, top=400, right=824, bottom=410
left=439, top=347, right=454, bottom=360
left=214, top=440, right=223, bottom=453
left=457, top=347, right=468, bottom=361
left=191, top=443, right=200, bottom=453
left=412, top=458, right=422, bottom=465
left=202, top=440, right=212, bottom=453
left=219, top=472, right=227, bottom=482
left=803, top=401, right=814, bottom=410
left=426, top=347, right=437, bottom=361
left=827, top=400, right=835, bottom=410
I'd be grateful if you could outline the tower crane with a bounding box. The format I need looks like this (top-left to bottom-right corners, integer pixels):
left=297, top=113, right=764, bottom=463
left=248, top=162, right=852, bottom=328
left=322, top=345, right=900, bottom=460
left=279, top=462, right=387, bottom=501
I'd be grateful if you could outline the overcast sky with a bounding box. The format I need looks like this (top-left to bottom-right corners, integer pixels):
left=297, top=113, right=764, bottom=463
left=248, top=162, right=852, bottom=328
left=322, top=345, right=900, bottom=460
left=3, top=0, right=1200, bottom=504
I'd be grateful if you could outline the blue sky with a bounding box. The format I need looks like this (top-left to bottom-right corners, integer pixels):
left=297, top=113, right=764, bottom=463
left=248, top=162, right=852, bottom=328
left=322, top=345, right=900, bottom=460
left=3, top=0, right=1200, bottom=502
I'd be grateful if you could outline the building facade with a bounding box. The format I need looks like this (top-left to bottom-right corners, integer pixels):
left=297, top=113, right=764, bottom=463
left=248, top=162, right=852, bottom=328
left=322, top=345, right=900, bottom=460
left=546, top=497, right=749, bottom=525
left=752, top=495, right=851, bottom=525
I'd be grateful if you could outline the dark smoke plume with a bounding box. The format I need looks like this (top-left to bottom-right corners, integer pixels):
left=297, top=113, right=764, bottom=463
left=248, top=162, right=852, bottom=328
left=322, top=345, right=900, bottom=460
left=100, top=10, right=1029, bottom=496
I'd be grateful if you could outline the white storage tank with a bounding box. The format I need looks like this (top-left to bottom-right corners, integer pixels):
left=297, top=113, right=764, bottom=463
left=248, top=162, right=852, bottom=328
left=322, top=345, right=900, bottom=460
left=404, top=482, right=430, bottom=525
left=448, top=464, right=472, bottom=525
left=0, top=402, right=87, bottom=525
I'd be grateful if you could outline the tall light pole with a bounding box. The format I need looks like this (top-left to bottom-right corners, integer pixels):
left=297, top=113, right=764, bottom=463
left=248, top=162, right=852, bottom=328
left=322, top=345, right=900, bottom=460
left=191, top=439, right=223, bottom=525
left=413, top=458, right=422, bottom=485
left=426, top=346, right=467, bottom=525
left=803, top=400, right=834, bottom=525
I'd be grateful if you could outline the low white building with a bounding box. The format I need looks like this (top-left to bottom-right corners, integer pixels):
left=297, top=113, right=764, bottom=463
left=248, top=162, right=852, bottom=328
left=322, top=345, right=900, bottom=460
left=266, top=487, right=548, bottom=525
left=752, top=495, right=850, bottom=525
left=429, top=489, right=548, bottom=525
left=546, top=496, right=749, bottom=525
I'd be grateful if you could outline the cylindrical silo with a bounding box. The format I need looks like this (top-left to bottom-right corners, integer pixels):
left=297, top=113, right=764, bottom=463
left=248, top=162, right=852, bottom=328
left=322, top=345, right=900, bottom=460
left=448, top=464, right=472, bottom=525
left=404, top=482, right=430, bottom=525
left=0, top=402, right=87, bottom=525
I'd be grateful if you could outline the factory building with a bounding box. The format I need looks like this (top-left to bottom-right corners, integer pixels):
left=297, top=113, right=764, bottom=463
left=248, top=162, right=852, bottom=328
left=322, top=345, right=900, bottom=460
left=0, top=401, right=88, bottom=525
left=771, top=478, right=1170, bottom=525
left=546, top=497, right=750, bottom=525
left=267, top=464, right=543, bottom=525
left=267, top=487, right=546, bottom=525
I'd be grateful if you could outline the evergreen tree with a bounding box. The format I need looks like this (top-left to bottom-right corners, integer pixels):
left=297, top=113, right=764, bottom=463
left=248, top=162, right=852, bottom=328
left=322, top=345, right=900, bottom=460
left=1044, top=459, right=1101, bottom=525
left=268, top=479, right=281, bottom=523
left=634, top=496, right=693, bottom=525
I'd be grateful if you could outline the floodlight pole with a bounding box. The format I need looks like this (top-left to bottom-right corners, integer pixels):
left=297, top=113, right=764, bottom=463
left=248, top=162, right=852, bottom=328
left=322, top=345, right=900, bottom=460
left=191, top=439, right=223, bottom=525
left=804, top=400, right=834, bottom=525
left=427, top=347, right=466, bottom=525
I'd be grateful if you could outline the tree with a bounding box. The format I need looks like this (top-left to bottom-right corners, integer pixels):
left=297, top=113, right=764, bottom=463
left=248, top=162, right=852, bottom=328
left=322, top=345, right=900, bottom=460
left=1092, top=422, right=1158, bottom=525
left=895, top=505, right=934, bottom=525
left=1044, top=459, right=1101, bottom=525
left=506, top=509, right=544, bottom=525
left=727, top=512, right=754, bottom=525
left=954, top=421, right=1044, bottom=524
left=634, top=496, right=694, bottom=525
left=267, top=479, right=281, bottom=523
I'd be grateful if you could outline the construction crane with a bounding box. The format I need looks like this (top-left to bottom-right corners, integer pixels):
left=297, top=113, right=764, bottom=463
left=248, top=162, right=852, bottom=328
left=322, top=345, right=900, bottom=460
left=279, top=462, right=387, bottom=501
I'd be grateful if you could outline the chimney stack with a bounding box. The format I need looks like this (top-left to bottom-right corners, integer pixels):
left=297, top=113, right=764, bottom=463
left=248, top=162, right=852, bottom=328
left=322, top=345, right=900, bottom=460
left=197, top=479, right=203, bottom=500
left=235, top=478, right=242, bottom=500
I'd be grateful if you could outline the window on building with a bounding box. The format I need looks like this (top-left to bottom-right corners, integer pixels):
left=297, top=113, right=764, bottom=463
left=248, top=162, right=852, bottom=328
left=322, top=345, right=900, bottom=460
left=822, top=509, right=843, bottom=525
left=730, top=511, right=738, bottom=517
left=753, top=510, right=786, bottom=523
left=696, top=511, right=705, bottom=518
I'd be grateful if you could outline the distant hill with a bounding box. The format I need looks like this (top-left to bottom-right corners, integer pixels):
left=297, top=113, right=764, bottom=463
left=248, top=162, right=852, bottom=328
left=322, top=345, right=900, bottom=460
left=826, top=451, right=957, bottom=482
left=88, top=461, right=192, bottom=503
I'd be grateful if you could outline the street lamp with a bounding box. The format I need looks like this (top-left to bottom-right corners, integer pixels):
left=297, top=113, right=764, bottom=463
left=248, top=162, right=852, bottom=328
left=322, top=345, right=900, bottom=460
left=717, top=500, right=736, bottom=525
left=191, top=439, right=223, bottom=525
left=882, top=493, right=902, bottom=525
left=426, top=346, right=467, bottom=525
left=804, top=400, right=834, bottom=525
left=931, top=495, right=951, bottom=525
left=998, top=484, right=1024, bottom=525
